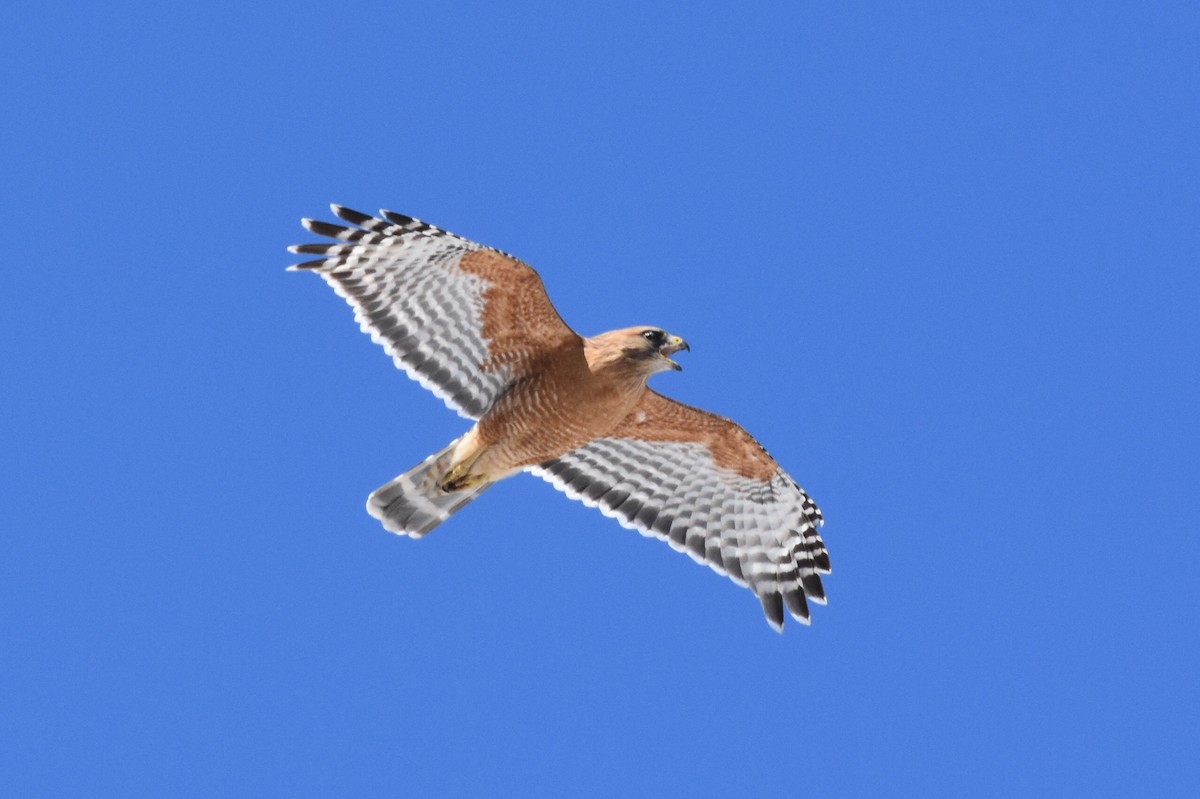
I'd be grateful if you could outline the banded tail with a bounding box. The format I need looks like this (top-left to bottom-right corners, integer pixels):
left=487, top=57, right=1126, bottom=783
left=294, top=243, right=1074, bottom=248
left=367, top=438, right=494, bottom=537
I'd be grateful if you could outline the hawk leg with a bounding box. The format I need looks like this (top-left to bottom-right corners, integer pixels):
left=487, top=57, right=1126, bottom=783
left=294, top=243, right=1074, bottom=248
left=439, top=471, right=489, bottom=492
left=438, top=457, right=488, bottom=493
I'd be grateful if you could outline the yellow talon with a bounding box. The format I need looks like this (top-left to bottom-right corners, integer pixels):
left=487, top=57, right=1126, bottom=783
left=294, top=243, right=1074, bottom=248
left=439, top=463, right=487, bottom=493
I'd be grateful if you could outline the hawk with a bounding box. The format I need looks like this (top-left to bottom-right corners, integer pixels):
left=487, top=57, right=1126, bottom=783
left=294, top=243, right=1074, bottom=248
left=289, top=206, right=830, bottom=630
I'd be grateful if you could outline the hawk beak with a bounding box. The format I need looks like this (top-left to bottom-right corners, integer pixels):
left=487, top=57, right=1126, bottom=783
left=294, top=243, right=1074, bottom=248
left=660, top=335, right=689, bottom=371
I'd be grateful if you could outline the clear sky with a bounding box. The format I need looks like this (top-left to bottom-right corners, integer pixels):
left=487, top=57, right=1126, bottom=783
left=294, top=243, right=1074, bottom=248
left=3, top=2, right=1197, bottom=796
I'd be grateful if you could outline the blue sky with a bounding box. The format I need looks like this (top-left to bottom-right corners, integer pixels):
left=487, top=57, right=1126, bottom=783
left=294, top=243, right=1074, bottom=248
left=3, top=1, right=1197, bottom=795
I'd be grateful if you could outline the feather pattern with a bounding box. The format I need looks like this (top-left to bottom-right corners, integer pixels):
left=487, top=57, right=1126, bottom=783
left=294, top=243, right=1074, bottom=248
left=289, top=205, right=576, bottom=419
left=531, top=393, right=828, bottom=630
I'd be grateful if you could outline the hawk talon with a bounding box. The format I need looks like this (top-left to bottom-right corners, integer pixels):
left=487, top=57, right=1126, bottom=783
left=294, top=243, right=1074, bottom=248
left=438, top=465, right=487, bottom=493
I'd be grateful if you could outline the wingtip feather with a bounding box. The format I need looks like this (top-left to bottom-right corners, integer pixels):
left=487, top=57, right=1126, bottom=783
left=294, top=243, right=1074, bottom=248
left=381, top=209, right=416, bottom=226
left=332, top=204, right=373, bottom=226
left=784, top=588, right=813, bottom=624
left=287, top=259, right=326, bottom=271
left=761, top=592, right=785, bottom=632
left=802, top=573, right=827, bottom=604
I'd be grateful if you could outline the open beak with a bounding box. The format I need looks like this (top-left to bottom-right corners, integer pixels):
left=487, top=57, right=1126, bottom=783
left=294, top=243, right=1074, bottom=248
left=660, top=335, right=690, bottom=371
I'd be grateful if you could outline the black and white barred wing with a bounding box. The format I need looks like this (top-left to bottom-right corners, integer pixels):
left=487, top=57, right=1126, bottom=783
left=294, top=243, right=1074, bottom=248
left=530, top=391, right=829, bottom=631
left=289, top=205, right=580, bottom=419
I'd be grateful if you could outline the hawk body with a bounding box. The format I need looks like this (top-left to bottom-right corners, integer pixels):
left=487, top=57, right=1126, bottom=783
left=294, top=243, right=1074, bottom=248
left=291, top=206, right=829, bottom=631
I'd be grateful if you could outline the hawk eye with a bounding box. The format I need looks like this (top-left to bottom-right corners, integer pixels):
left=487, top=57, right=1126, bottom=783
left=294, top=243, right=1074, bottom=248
left=643, top=330, right=665, bottom=346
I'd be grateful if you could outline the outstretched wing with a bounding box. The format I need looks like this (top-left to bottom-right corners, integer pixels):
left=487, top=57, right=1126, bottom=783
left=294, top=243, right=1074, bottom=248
left=289, top=205, right=580, bottom=419
left=530, top=390, right=828, bottom=631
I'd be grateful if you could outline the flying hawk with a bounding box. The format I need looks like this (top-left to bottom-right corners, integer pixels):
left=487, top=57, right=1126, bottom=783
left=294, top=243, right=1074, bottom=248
left=289, top=206, right=830, bottom=630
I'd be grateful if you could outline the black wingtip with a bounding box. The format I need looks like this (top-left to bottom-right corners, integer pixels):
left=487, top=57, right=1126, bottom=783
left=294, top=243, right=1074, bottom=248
left=760, top=592, right=785, bottom=632
left=381, top=209, right=417, bottom=226
left=303, top=219, right=353, bottom=239
left=290, top=243, right=337, bottom=255
left=286, top=258, right=327, bottom=271
left=802, top=573, right=827, bottom=604
left=783, top=588, right=811, bottom=624
left=332, top=204, right=374, bottom=226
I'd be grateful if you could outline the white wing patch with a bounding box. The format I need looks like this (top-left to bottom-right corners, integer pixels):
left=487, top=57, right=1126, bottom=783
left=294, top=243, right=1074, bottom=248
left=531, top=438, right=828, bottom=631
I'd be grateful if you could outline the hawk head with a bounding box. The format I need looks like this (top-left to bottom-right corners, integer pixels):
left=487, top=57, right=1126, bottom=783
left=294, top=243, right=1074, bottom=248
left=585, top=326, right=690, bottom=375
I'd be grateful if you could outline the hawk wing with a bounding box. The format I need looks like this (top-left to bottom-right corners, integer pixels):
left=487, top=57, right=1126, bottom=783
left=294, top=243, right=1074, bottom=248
left=289, top=205, right=580, bottom=419
left=530, top=390, right=828, bottom=631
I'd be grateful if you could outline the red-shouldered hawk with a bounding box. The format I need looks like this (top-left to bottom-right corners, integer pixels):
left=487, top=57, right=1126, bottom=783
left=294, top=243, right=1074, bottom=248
left=290, top=206, right=829, bottom=630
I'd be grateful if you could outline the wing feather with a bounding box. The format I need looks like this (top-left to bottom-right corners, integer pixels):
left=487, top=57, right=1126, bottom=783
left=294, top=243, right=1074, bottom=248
left=531, top=390, right=828, bottom=631
left=290, top=206, right=580, bottom=419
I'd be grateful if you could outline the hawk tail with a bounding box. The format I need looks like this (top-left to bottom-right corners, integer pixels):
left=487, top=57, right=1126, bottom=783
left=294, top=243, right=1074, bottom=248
left=366, top=438, right=493, bottom=538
